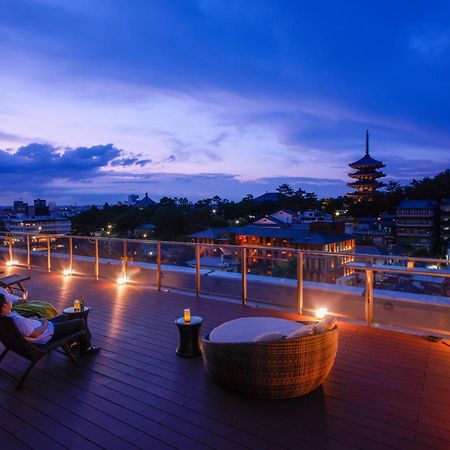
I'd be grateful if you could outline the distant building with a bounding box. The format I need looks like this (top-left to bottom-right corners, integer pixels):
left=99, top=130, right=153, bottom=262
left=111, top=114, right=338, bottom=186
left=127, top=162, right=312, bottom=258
left=28, top=199, right=50, bottom=217
left=5, top=217, right=71, bottom=234
left=252, top=209, right=332, bottom=225
left=396, top=199, right=437, bottom=252
left=270, top=209, right=298, bottom=223
left=128, top=194, right=139, bottom=205
left=190, top=221, right=355, bottom=283
left=251, top=192, right=280, bottom=203
left=13, top=200, right=28, bottom=215
left=300, top=210, right=332, bottom=223
left=347, top=130, right=385, bottom=201
left=440, top=199, right=450, bottom=257
left=134, top=193, right=156, bottom=207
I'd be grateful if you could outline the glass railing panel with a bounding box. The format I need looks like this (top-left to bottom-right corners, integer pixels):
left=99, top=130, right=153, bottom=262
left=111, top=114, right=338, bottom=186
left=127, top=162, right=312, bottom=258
left=372, top=266, right=450, bottom=335
left=246, top=247, right=297, bottom=310
left=123, top=240, right=157, bottom=286
left=29, top=235, right=49, bottom=271
left=302, top=252, right=365, bottom=321
left=96, top=238, right=124, bottom=281
left=200, top=244, right=242, bottom=300
left=10, top=235, right=27, bottom=267
left=70, top=237, right=98, bottom=278
left=48, top=236, right=70, bottom=273
left=160, top=243, right=196, bottom=292
left=0, top=235, right=10, bottom=266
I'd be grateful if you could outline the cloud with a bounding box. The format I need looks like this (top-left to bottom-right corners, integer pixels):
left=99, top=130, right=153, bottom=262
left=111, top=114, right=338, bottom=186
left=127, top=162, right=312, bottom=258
left=384, top=155, right=449, bottom=180
left=0, top=142, right=155, bottom=187
left=0, top=130, right=29, bottom=144
left=0, top=143, right=119, bottom=178
left=208, top=132, right=228, bottom=147
left=110, top=155, right=152, bottom=167
left=0, top=1, right=449, bottom=205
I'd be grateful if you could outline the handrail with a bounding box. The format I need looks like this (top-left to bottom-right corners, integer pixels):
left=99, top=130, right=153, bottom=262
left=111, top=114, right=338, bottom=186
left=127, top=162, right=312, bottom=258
left=348, top=262, right=450, bottom=279
left=2, top=232, right=449, bottom=333
left=3, top=230, right=449, bottom=266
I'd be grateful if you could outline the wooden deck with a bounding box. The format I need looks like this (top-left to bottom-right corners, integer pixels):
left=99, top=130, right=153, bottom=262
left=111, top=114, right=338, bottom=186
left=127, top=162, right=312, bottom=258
left=1, top=268, right=449, bottom=450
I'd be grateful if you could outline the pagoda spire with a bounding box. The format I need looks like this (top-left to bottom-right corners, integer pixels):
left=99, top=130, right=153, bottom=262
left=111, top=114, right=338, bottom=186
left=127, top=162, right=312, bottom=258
left=365, top=129, right=369, bottom=155
left=346, top=131, right=385, bottom=201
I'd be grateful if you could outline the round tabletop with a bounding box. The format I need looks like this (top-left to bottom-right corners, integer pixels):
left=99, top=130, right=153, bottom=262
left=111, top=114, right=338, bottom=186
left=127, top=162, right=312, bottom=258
left=63, top=306, right=91, bottom=314
left=175, top=316, right=203, bottom=326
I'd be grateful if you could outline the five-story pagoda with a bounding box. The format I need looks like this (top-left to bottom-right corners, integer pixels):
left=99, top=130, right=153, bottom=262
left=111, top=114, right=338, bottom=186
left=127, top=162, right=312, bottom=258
left=347, top=130, right=385, bottom=201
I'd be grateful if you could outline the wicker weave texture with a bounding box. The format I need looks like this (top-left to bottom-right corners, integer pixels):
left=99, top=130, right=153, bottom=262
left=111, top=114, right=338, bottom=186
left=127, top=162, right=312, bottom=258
left=202, top=327, right=338, bottom=399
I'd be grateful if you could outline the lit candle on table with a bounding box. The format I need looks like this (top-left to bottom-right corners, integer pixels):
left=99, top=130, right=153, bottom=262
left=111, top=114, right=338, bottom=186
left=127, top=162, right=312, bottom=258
left=184, top=308, right=191, bottom=324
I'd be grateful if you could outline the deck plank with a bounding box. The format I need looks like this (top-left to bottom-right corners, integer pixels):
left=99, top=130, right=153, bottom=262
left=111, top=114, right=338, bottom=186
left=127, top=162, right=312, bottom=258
left=0, top=267, right=449, bottom=450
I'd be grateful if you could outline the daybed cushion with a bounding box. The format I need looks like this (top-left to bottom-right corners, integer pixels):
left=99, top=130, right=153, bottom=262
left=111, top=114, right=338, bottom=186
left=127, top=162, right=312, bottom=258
left=209, top=317, right=307, bottom=344
left=286, top=324, right=314, bottom=339
left=313, top=316, right=336, bottom=334
left=253, top=331, right=286, bottom=342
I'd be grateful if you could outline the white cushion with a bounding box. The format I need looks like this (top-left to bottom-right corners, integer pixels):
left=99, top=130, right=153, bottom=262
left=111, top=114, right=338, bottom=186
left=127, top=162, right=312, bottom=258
left=313, top=316, right=336, bottom=335
left=209, top=317, right=306, bottom=344
left=286, top=324, right=314, bottom=339
left=253, top=332, right=286, bottom=342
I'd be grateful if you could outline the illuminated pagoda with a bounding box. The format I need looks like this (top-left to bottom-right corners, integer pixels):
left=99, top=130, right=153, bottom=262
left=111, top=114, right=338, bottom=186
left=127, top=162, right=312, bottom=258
left=347, top=130, right=385, bottom=201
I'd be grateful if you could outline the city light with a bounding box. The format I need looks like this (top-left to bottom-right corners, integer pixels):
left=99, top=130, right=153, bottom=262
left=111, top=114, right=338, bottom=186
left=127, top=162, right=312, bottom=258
left=63, top=269, right=73, bottom=276
left=315, top=307, right=328, bottom=319
left=6, top=260, right=18, bottom=267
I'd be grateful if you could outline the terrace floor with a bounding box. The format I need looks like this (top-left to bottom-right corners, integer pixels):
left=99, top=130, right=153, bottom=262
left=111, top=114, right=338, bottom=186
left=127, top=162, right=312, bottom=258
left=0, top=268, right=449, bottom=450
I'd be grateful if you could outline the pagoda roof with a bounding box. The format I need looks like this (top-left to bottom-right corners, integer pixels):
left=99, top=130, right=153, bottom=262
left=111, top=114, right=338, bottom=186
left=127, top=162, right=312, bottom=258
left=349, top=154, right=384, bottom=169
left=348, top=171, right=385, bottom=179
left=347, top=180, right=383, bottom=188
left=349, top=130, right=385, bottom=169
left=346, top=192, right=373, bottom=198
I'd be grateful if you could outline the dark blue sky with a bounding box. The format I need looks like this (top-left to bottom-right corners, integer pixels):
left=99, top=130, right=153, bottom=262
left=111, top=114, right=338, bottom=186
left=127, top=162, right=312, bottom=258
left=0, top=0, right=449, bottom=204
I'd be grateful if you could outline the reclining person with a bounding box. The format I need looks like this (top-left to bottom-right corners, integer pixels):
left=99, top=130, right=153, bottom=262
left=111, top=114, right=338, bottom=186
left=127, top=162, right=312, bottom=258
left=0, top=286, right=58, bottom=319
left=0, top=294, right=100, bottom=355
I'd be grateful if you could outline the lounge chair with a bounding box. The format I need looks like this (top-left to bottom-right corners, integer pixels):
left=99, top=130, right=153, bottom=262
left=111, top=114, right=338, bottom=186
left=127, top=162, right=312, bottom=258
left=0, top=315, right=84, bottom=389
left=0, top=274, right=31, bottom=294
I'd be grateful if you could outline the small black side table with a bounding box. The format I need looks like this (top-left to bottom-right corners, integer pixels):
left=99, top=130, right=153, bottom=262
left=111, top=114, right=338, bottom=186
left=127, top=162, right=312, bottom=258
left=63, top=306, right=92, bottom=346
left=175, top=316, right=203, bottom=357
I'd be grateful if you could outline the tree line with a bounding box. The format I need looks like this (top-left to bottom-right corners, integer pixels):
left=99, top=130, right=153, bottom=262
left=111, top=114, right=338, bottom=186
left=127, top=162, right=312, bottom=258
left=71, top=169, right=450, bottom=241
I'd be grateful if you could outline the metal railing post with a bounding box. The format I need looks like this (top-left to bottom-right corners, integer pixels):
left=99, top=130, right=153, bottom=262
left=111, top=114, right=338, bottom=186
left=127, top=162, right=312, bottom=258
left=122, top=240, right=128, bottom=281
left=47, top=236, right=51, bottom=272
left=195, top=244, right=201, bottom=298
left=241, top=247, right=247, bottom=305
left=69, top=236, right=73, bottom=274
left=297, top=251, right=304, bottom=315
left=156, top=242, right=161, bottom=291
left=365, top=268, right=374, bottom=326
left=95, top=238, right=99, bottom=280
left=8, top=237, right=13, bottom=264
left=26, top=234, right=31, bottom=269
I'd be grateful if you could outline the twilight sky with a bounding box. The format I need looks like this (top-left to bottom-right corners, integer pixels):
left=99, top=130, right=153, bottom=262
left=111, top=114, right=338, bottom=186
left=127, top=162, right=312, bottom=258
left=0, top=0, right=449, bottom=205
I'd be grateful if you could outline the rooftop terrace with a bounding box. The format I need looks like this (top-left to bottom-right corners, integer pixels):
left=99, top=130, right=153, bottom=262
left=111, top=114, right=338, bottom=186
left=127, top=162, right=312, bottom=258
left=1, top=267, right=450, bottom=450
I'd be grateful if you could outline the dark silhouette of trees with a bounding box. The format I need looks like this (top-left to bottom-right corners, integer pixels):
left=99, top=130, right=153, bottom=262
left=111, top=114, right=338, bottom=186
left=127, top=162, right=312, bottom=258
left=70, top=169, right=450, bottom=240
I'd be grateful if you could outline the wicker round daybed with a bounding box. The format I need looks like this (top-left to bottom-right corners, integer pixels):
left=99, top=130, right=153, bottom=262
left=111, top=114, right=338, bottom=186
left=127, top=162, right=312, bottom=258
left=202, top=325, right=338, bottom=399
